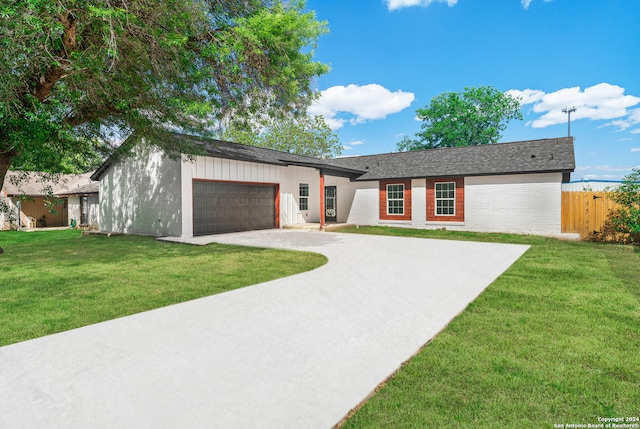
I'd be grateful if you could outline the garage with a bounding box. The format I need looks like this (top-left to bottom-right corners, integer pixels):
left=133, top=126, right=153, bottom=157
left=193, top=180, right=277, bottom=236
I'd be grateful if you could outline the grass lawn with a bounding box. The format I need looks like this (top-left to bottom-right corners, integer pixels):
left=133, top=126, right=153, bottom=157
left=338, top=226, right=640, bottom=428
left=0, top=229, right=326, bottom=347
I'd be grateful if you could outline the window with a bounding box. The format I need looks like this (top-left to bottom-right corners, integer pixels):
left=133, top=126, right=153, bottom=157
left=380, top=179, right=411, bottom=221
left=435, top=182, right=455, bottom=215
left=299, top=183, right=309, bottom=210
left=387, top=184, right=404, bottom=215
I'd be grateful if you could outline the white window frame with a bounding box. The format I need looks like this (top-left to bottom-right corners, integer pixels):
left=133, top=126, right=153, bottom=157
left=435, top=182, right=456, bottom=216
left=299, top=183, right=309, bottom=211
left=386, top=183, right=405, bottom=215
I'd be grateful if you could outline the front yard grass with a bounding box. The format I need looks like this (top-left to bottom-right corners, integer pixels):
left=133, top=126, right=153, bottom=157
left=339, top=226, right=640, bottom=428
left=0, top=229, right=326, bottom=346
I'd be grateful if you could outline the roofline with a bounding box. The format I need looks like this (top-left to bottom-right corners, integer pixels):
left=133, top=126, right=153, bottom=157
left=91, top=132, right=366, bottom=181
left=284, top=160, right=365, bottom=175
left=353, top=168, right=575, bottom=182
left=338, top=136, right=575, bottom=161
left=91, top=134, right=574, bottom=182
left=54, top=191, right=99, bottom=196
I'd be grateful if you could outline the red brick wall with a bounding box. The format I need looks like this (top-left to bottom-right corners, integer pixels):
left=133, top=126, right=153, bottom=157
left=426, top=177, right=464, bottom=222
left=379, top=179, right=412, bottom=221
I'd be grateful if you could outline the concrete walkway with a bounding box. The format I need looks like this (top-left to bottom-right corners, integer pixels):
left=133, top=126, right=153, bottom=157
left=0, top=230, right=528, bottom=429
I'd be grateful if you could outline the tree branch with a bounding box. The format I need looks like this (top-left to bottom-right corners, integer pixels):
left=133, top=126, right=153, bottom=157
left=33, top=10, right=77, bottom=102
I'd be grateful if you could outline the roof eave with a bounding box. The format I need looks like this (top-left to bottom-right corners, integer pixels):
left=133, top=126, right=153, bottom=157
left=355, top=168, right=575, bottom=182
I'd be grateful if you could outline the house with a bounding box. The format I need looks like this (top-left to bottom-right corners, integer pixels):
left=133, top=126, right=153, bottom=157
left=1, top=171, right=99, bottom=230
left=90, top=133, right=575, bottom=238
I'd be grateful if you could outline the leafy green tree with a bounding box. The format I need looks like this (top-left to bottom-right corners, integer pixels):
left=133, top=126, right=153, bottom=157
left=0, top=0, right=329, bottom=189
left=222, top=114, right=342, bottom=158
left=0, top=0, right=328, bottom=253
left=397, top=86, right=523, bottom=151
left=607, top=168, right=640, bottom=244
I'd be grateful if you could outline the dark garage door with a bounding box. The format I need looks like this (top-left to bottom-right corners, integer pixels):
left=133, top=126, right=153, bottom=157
left=193, top=181, right=276, bottom=236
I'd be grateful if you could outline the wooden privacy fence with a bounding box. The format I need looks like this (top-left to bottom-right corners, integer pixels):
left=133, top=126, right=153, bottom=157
left=561, top=191, right=620, bottom=240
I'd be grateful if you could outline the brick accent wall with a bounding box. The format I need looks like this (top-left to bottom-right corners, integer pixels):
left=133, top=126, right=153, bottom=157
left=379, top=179, right=412, bottom=221
left=426, top=177, right=464, bottom=222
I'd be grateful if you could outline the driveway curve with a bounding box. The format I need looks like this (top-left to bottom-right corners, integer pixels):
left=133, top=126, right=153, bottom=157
left=0, top=230, right=528, bottom=429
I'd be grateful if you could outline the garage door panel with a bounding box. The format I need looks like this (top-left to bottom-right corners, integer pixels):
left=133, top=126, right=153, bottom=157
left=193, top=181, right=276, bottom=236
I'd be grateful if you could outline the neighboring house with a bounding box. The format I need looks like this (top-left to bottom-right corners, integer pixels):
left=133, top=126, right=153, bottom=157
left=91, top=133, right=575, bottom=238
left=56, top=179, right=100, bottom=229
left=561, top=179, right=622, bottom=192
left=1, top=171, right=99, bottom=230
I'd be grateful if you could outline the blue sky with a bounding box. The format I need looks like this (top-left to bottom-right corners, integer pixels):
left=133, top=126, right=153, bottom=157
left=304, top=0, right=640, bottom=180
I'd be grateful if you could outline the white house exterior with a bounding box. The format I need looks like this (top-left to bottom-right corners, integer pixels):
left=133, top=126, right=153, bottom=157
left=343, top=173, right=564, bottom=236
left=92, top=134, right=575, bottom=238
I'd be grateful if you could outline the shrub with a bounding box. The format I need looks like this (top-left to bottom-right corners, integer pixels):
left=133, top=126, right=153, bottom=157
left=606, top=168, right=640, bottom=244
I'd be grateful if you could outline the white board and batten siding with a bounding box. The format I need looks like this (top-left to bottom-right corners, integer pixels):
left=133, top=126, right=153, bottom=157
left=98, top=146, right=183, bottom=237
left=180, top=156, right=321, bottom=238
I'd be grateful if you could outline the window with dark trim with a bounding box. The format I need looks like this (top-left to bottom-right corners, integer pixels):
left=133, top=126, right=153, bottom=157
left=299, top=183, right=309, bottom=210
left=435, top=182, right=456, bottom=215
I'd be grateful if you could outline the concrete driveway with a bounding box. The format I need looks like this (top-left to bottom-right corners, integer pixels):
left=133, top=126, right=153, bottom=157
left=0, top=230, right=528, bottom=429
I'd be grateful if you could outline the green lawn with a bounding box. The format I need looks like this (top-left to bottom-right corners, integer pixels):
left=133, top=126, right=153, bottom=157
left=0, top=229, right=326, bottom=346
left=2, top=227, right=638, bottom=427
left=338, top=226, right=640, bottom=428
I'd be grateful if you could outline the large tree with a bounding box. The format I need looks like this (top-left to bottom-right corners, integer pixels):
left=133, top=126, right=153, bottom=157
left=0, top=0, right=329, bottom=189
left=397, top=86, right=523, bottom=151
left=222, top=113, right=342, bottom=158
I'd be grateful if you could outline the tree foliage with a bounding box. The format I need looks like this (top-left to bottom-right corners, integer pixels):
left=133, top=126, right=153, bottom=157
left=397, top=86, right=523, bottom=151
left=222, top=114, right=342, bottom=158
left=0, top=0, right=329, bottom=189
left=607, top=168, right=640, bottom=244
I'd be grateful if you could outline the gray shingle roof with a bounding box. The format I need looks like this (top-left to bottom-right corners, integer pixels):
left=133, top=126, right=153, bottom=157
left=172, top=133, right=362, bottom=174
left=91, top=132, right=365, bottom=181
left=91, top=134, right=574, bottom=182
left=327, top=137, right=575, bottom=181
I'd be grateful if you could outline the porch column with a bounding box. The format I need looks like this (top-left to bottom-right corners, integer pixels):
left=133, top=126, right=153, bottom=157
left=319, top=170, right=325, bottom=229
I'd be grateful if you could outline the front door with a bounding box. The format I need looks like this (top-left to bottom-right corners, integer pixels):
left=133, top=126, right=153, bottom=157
left=80, top=196, right=89, bottom=225
left=324, top=186, right=337, bottom=222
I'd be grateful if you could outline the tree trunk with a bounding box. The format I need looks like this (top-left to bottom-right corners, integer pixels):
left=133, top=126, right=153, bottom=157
left=0, top=150, right=16, bottom=255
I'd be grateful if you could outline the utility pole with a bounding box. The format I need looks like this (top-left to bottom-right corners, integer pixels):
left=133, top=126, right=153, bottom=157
left=562, top=106, right=576, bottom=137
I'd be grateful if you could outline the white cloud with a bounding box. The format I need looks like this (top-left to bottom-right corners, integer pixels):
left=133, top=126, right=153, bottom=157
left=608, top=108, right=640, bottom=131
left=630, top=148, right=640, bottom=152
left=522, top=0, right=553, bottom=10
left=631, top=129, right=640, bottom=134
left=323, top=117, right=346, bottom=130
left=506, top=88, right=545, bottom=105
left=309, top=84, right=415, bottom=130
left=386, top=0, right=457, bottom=11
left=342, top=140, right=366, bottom=151
left=509, top=83, right=640, bottom=129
